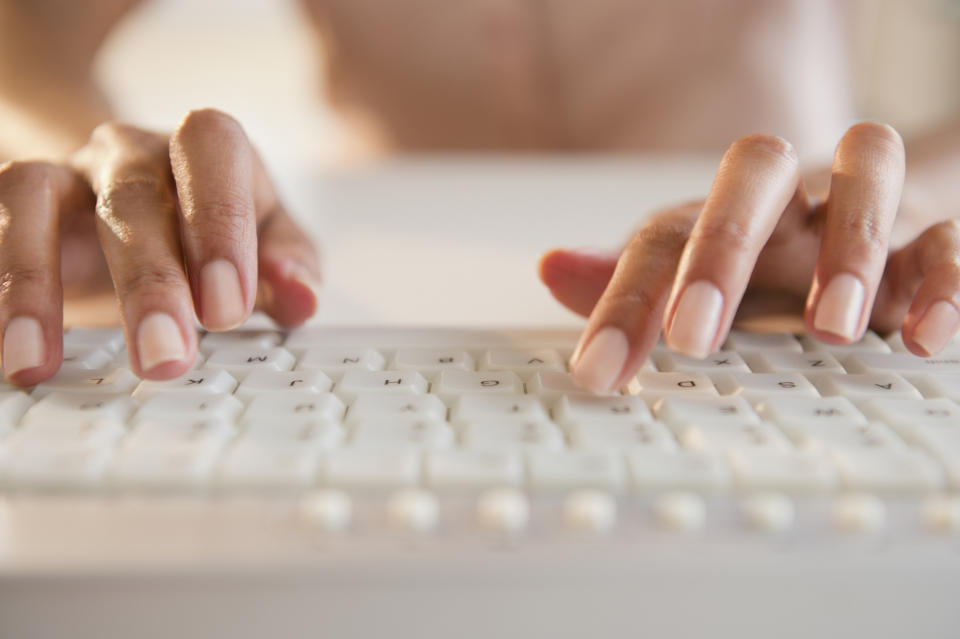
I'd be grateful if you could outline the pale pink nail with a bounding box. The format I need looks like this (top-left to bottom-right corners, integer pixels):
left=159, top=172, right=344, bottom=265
left=3, top=316, right=45, bottom=377
left=137, top=312, right=186, bottom=371
left=571, top=326, right=629, bottom=393
left=666, top=280, right=723, bottom=358
left=200, top=260, right=246, bottom=330
left=913, top=301, right=960, bottom=355
left=814, top=273, right=865, bottom=340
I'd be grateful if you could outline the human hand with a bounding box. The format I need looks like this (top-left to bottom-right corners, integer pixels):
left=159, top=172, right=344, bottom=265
left=0, top=108, right=320, bottom=385
left=540, top=123, right=960, bottom=392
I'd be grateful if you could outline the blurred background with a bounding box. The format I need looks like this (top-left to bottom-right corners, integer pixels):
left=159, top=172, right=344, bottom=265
left=0, top=0, right=958, bottom=326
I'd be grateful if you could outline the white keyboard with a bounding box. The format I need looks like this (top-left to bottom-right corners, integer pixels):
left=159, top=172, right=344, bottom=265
left=3, top=324, right=960, bottom=535
left=3, top=325, right=960, bottom=639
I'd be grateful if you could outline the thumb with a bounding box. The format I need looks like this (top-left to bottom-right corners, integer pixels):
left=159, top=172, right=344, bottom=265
left=538, top=248, right=619, bottom=317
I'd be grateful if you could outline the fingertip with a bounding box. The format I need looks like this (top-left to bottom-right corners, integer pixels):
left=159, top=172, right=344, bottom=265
left=904, top=300, right=960, bottom=358
left=258, top=257, right=321, bottom=327
left=2, top=316, right=60, bottom=387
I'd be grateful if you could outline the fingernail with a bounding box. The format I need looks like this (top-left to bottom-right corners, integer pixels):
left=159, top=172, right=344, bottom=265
left=200, top=259, right=246, bottom=330
left=3, top=316, right=45, bottom=377
left=913, top=301, right=960, bottom=355
left=814, top=273, right=865, bottom=340
left=666, top=280, right=724, bottom=358
left=286, top=261, right=323, bottom=298
left=136, top=312, right=187, bottom=371
left=571, top=326, right=629, bottom=393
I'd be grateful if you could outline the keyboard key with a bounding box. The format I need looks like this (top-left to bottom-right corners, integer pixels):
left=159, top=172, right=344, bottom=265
left=831, top=449, right=944, bottom=493
left=241, top=420, right=344, bottom=449
left=654, top=396, right=759, bottom=427
left=526, top=371, right=603, bottom=403
left=458, top=420, right=564, bottom=451
left=385, top=489, right=440, bottom=533
left=243, top=392, right=345, bottom=423
left=907, top=374, right=960, bottom=403
left=6, top=419, right=126, bottom=452
left=124, top=418, right=235, bottom=452
left=727, top=450, right=837, bottom=493
left=527, top=451, right=626, bottom=491
left=800, top=331, right=891, bottom=354
left=811, top=372, right=921, bottom=400
left=22, top=392, right=136, bottom=427
left=652, top=351, right=750, bottom=374
left=4, top=447, right=114, bottom=489
left=235, top=369, right=333, bottom=400
left=552, top=395, right=653, bottom=426
left=432, top=370, right=523, bottom=403
left=33, top=368, right=139, bottom=397
left=567, top=420, right=677, bottom=452
left=296, top=348, right=386, bottom=380
left=204, top=347, right=296, bottom=376
left=712, top=372, right=819, bottom=402
left=478, top=349, right=565, bottom=377
left=652, top=492, right=706, bottom=532
left=112, top=445, right=222, bottom=488
left=217, top=442, right=321, bottom=488
left=628, top=372, right=718, bottom=403
left=831, top=494, right=886, bottom=533
left=425, top=450, right=524, bottom=489
left=60, top=345, right=114, bottom=371
left=476, top=488, right=530, bottom=534
left=0, top=392, right=34, bottom=435
left=63, top=327, right=124, bottom=354
left=860, top=398, right=960, bottom=430
left=677, top=422, right=792, bottom=453
left=347, top=394, right=448, bottom=424
left=745, top=351, right=845, bottom=374
left=450, top=394, right=548, bottom=425
left=321, top=450, right=421, bottom=488
left=131, top=368, right=238, bottom=402
left=135, top=392, right=244, bottom=423
left=755, top=396, right=867, bottom=427
left=844, top=352, right=960, bottom=375
left=723, top=330, right=802, bottom=353
left=562, top=490, right=618, bottom=533
left=740, top=492, right=795, bottom=533
left=627, top=451, right=731, bottom=492
left=199, top=330, right=282, bottom=354
left=335, top=370, right=428, bottom=402
left=390, top=348, right=475, bottom=380
left=349, top=420, right=455, bottom=450
left=780, top=421, right=906, bottom=454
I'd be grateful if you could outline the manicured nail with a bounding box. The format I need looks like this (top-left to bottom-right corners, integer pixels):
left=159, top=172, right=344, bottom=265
left=200, top=259, right=246, bottom=330
left=3, top=316, right=45, bottom=377
left=571, top=326, right=629, bottom=393
left=666, top=280, right=723, bottom=358
left=913, top=301, right=960, bottom=355
left=136, top=312, right=187, bottom=371
left=814, top=273, right=865, bottom=340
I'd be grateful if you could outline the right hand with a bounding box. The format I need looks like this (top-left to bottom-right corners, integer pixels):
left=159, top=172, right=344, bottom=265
left=0, top=108, right=321, bottom=385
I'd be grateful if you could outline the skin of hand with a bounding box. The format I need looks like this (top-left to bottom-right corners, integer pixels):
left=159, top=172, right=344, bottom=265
left=0, top=108, right=322, bottom=386
left=540, top=122, right=960, bottom=393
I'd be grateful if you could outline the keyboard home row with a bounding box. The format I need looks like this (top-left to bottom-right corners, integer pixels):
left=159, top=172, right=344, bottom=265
left=3, top=325, right=960, bottom=537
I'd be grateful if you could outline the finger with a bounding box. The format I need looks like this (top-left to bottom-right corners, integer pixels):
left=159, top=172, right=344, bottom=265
left=72, top=123, right=198, bottom=379
left=249, top=152, right=321, bottom=327
left=570, top=206, right=698, bottom=392
left=169, top=109, right=259, bottom=331
left=0, top=161, right=90, bottom=385
left=804, top=122, right=906, bottom=343
left=537, top=248, right=619, bottom=317
left=872, top=220, right=960, bottom=356
left=661, top=134, right=802, bottom=358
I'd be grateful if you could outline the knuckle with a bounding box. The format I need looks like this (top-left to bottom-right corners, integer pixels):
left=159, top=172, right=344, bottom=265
left=727, top=134, right=798, bottom=166
left=602, top=286, right=658, bottom=317
left=89, top=121, right=157, bottom=148
left=115, top=263, right=185, bottom=298
left=0, top=160, right=53, bottom=191
left=0, top=265, right=51, bottom=300
left=630, top=218, right=692, bottom=255
left=175, top=108, right=245, bottom=142
left=96, top=176, right=173, bottom=220
left=836, top=210, right=889, bottom=255
left=691, top=218, right=754, bottom=254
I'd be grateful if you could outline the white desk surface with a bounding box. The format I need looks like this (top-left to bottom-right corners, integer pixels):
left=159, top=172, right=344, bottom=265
left=279, top=155, right=719, bottom=328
